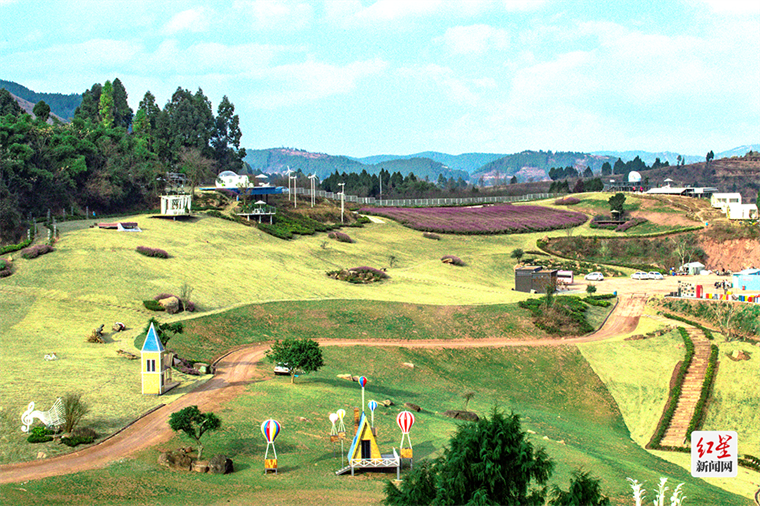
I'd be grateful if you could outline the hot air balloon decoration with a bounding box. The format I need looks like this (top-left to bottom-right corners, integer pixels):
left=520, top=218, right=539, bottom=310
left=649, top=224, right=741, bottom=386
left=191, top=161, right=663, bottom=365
left=329, top=412, right=339, bottom=443
left=336, top=408, right=347, bottom=437
left=358, top=376, right=368, bottom=413
left=397, top=411, right=415, bottom=460
left=261, top=419, right=281, bottom=473
left=368, top=400, right=378, bottom=433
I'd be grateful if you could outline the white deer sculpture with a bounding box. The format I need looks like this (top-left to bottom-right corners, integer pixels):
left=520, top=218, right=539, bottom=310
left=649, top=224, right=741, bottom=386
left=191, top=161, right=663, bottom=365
left=21, top=398, right=65, bottom=433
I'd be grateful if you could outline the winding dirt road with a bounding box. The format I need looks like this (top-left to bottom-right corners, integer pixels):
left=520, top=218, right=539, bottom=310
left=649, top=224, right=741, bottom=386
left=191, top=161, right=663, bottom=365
left=0, top=295, right=647, bottom=484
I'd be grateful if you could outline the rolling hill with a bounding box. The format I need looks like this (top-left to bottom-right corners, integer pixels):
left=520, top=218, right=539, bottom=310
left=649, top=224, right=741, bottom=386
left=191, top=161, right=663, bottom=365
left=0, top=79, right=81, bottom=120
left=244, top=147, right=469, bottom=182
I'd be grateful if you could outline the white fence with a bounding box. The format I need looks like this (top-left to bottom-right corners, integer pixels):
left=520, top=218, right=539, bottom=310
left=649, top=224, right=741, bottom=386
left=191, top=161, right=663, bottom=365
left=290, top=187, right=552, bottom=207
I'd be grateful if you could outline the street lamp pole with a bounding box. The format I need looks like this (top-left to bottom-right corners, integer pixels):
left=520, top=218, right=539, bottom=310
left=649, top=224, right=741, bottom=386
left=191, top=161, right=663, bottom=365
left=308, top=174, right=317, bottom=207
left=289, top=175, right=297, bottom=208
left=285, top=167, right=293, bottom=202
left=338, top=182, right=345, bottom=224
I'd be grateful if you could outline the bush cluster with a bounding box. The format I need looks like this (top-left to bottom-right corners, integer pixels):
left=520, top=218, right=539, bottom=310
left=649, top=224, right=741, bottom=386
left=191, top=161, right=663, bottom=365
left=144, top=293, right=195, bottom=314
left=661, top=311, right=714, bottom=340
left=1, top=237, right=33, bottom=255
left=0, top=259, right=12, bottom=278
left=61, top=427, right=97, bottom=447
left=326, top=266, right=389, bottom=284
left=518, top=296, right=595, bottom=336
left=423, top=232, right=441, bottom=240
left=554, top=197, right=580, bottom=205
left=328, top=231, right=353, bottom=243
left=26, top=426, right=55, bottom=444
left=648, top=327, right=694, bottom=449
left=258, top=213, right=341, bottom=240
left=739, top=455, right=760, bottom=472
left=615, top=217, right=647, bottom=232
left=136, top=246, right=169, bottom=258
left=143, top=300, right=165, bottom=311
left=441, top=255, right=465, bottom=266
left=20, top=244, right=54, bottom=259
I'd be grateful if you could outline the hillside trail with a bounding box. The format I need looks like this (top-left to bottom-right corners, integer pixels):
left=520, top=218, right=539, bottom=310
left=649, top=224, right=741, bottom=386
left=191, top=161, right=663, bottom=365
left=0, top=295, right=647, bottom=484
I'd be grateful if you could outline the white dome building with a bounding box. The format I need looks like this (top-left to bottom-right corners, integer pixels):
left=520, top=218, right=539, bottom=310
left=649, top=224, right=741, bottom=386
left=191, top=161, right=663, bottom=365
left=216, top=171, right=252, bottom=189
left=628, top=171, right=642, bottom=184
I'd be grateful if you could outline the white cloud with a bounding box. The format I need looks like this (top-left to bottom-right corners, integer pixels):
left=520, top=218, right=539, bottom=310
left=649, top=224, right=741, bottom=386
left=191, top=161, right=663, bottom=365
left=163, top=7, right=212, bottom=34
left=350, top=0, right=543, bottom=23
left=248, top=58, right=389, bottom=108
left=439, top=24, right=510, bottom=55
left=398, top=64, right=497, bottom=106
left=234, top=0, right=314, bottom=30
left=695, top=0, right=760, bottom=15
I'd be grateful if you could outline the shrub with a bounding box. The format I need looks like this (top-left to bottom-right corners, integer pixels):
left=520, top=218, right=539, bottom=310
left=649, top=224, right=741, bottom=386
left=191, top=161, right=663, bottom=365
left=554, top=197, right=580, bottom=205
left=136, top=246, right=169, bottom=258
left=62, top=393, right=89, bottom=434
left=143, top=300, right=165, bottom=311
left=20, top=244, right=54, bottom=259
left=423, top=232, right=441, bottom=240
left=328, top=231, right=353, bottom=243
left=0, top=259, right=11, bottom=278
left=441, top=255, right=465, bottom=266
left=61, top=427, right=97, bottom=447
left=27, top=426, right=54, bottom=444
left=326, top=266, right=390, bottom=284
left=585, top=284, right=597, bottom=294
left=1, top=237, right=32, bottom=255
left=616, top=217, right=647, bottom=232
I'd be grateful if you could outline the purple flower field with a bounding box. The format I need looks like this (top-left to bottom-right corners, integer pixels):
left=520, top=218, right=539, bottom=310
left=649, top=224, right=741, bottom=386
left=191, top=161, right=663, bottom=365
left=360, top=204, right=587, bottom=235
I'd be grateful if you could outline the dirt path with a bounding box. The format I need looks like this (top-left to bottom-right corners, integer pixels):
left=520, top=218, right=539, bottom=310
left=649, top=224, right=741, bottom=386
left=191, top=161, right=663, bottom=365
left=0, top=296, right=647, bottom=484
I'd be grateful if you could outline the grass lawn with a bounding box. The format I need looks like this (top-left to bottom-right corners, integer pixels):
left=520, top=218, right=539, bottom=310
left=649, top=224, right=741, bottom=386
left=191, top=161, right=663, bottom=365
left=0, top=346, right=744, bottom=505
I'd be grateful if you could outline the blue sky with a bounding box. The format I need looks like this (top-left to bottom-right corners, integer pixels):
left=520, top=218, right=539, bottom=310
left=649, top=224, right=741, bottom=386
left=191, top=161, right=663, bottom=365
left=1, top=0, right=758, bottom=157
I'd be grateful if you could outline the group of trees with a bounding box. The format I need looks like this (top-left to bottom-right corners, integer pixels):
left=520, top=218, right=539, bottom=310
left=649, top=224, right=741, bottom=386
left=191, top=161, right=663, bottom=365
left=549, top=177, right=604, bottom=194
left=0, top=80, right=246, bottom=243
left=318, top=169, right=445, bottom=199
left=385, top=409, right=609, bottom=506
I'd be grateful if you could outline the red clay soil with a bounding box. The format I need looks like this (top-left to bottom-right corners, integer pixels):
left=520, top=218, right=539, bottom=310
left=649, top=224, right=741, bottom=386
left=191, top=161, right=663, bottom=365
left=701, top=238, right=760, bottom=272
left=0, top=296, right=647, bottom=484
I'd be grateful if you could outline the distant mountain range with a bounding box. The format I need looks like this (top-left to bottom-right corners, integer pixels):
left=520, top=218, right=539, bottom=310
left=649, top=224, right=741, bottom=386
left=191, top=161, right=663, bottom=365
left=0, top=79, right=81, bottom=120
left=246, top=145, right=760, bottom=184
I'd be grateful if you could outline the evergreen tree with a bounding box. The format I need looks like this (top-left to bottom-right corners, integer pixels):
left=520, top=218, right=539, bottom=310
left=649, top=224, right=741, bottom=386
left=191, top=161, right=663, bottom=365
left=111, top=78, right=133, bottom=128
left=600, top=161, right=612, bottom=176
left=32, top=100, right=50, bottom=122
left=385, top=409, right=554, bottom=506
left=98, top=80, right=115, bottom=128
left=211, top=95, right=245, bottom=173
left=0, top=89, right=23, bottom=117
left=75, top=83, right=101, bottom=122
left=582, top=166, right=593, bottom=178
left=549, top=469, right=610, bottom=506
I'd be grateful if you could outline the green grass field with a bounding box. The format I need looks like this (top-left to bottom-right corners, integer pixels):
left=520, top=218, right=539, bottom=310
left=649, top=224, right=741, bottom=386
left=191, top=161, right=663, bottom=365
left=0, top=346, right=745, bottom=505
left=0, top=206, right=756, bottom=504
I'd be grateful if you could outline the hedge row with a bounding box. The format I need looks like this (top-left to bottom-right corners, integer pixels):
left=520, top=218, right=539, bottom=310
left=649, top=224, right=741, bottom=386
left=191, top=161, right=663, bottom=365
left=647, top=327, right=695, bottom=450
left=536, top=238, right=665, bottom=274
left=1, top=237, right=33, bottom=255
left=686, top=343, right=719, bottom=439
left=739, top=455, right=760, bottom=472
left=616, top=217, right=647, bottom=232
left=661, top=313, right=714, bottom=340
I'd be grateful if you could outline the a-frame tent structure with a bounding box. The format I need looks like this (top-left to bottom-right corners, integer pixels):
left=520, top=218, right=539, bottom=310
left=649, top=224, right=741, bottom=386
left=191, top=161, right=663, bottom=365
left=337, top=412, right=400, bottom=478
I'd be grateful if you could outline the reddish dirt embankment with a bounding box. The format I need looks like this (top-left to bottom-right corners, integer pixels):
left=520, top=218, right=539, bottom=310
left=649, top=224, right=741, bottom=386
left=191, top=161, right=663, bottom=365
left=701, top=238, right=760, bottom=272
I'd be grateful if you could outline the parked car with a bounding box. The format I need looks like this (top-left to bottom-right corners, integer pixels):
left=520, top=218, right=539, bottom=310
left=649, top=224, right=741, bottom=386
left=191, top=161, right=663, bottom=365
left=631, top=271, right=649, bottom=280
left=273, top=363, right=291, bottom=375
left=648, top=271, right=664, bottom=280
left=584, top=272, right=604, bottom=281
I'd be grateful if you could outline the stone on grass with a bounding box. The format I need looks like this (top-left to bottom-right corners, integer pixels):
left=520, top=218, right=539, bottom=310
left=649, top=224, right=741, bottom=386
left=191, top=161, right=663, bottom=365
left=401, top=362, right=415, bottom=369
left=208, top=454, right=234, bottom=475
left=158, top=296, right=181, bottom=314
left=192, top=461, right=209, bottom=473
left=404, top=402, right=421, bottom=412
left=158, top=449, right=193, bottom=471
left=337, top=374, right=353, bottom=380
left=443, top=410, right=479, bottom=422
left=194, top=362, right=209, bottom=374
left=381, top=399, right=394, bottom=407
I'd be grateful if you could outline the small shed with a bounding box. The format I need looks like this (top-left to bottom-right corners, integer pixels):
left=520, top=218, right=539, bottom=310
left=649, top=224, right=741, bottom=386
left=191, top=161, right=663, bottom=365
left=733, top=269, right=760, bottom=291
left=515, top=266, right=558, bottom=293
left=160, top=194, right=192, bottom=216
left=727, top=203, right=758, bottom=220
left=682, top=261, right=706, bottom=276
left=141, top=323, right=178, bottom=395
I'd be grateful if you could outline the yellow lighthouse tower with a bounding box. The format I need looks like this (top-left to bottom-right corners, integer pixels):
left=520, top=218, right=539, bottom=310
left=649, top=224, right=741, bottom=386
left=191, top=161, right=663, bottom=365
left=141, top=322, right=175, bottom=395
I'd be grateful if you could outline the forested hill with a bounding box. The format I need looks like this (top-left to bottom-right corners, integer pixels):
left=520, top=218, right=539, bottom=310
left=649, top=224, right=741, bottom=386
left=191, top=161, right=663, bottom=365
left=244, top=148, right=468, bottom=182
left=354, top=151, right=506, bottom=173
left=474, top=151, right=616, bottom=179
left=0, top=80, right=81, bottom=120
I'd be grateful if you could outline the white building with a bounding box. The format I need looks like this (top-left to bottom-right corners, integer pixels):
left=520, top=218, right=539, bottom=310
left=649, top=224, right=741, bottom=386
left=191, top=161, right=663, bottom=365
left=710, top=193, right=741, bottom=212
left=727, top=203, right=758, bottom=220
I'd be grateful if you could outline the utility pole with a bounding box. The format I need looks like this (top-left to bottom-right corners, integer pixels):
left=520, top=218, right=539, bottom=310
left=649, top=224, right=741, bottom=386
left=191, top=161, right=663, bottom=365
left=308, top=174, right=317, bottom=207
left=338, top=182, right=345, bottom=224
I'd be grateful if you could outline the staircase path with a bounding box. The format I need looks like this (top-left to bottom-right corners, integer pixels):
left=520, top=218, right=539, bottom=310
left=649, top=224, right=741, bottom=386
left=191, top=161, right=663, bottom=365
left=660, top=327, right=712, bottom=447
